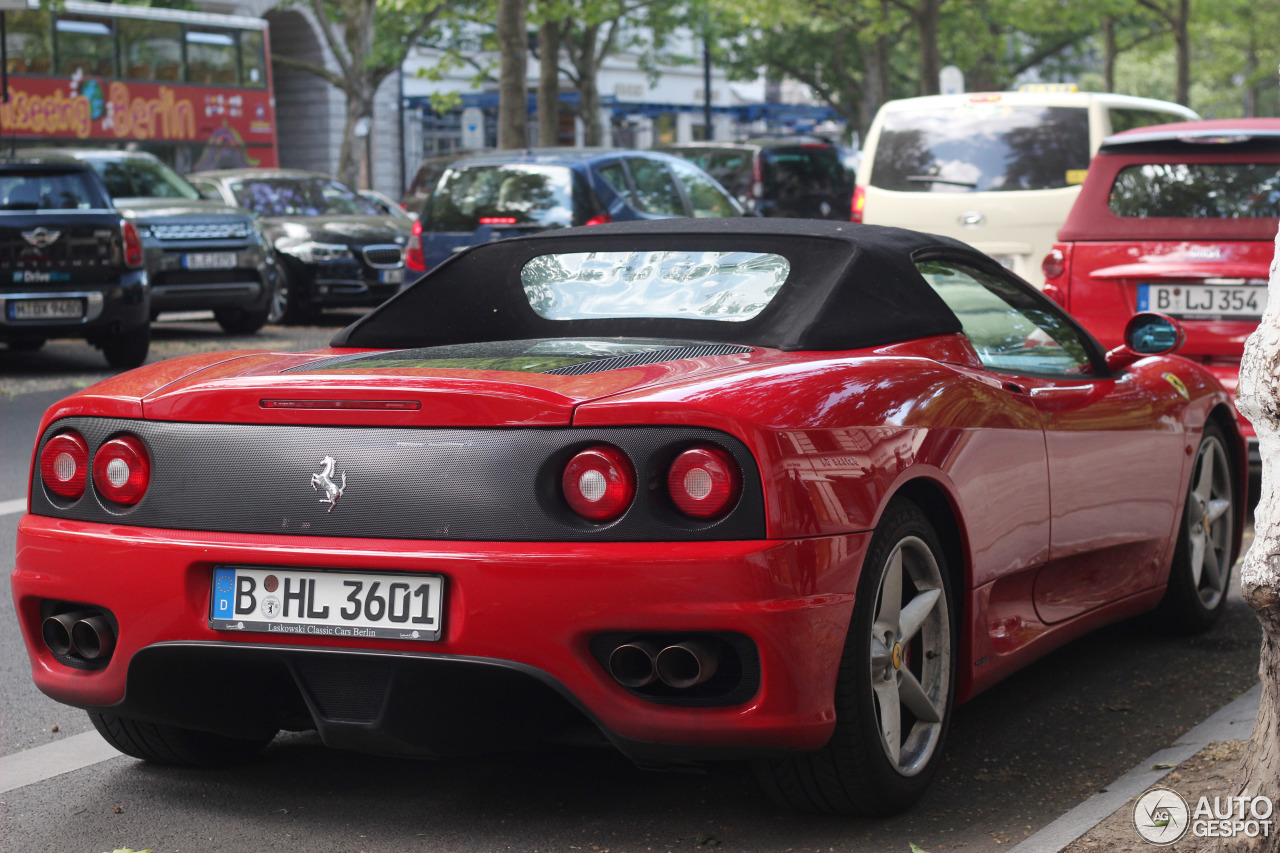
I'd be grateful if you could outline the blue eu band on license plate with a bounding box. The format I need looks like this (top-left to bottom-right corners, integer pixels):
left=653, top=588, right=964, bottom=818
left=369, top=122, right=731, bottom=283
left=210, top=565, right=444, bottom=641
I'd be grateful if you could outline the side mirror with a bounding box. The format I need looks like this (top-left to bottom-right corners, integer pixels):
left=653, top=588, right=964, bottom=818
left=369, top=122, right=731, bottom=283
left=1104, top=312, right=1186, bottom=372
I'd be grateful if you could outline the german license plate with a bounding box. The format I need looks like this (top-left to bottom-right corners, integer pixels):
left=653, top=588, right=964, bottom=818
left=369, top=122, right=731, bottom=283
left=209, top=566, right=444, bottom=641
left=183, top=252, right=238, bottom=270
left=379, top=268, right=404, bottom=284
left=1138, top=283, right=1267, bottom=319
left=8, top=298, right=84, bottom=320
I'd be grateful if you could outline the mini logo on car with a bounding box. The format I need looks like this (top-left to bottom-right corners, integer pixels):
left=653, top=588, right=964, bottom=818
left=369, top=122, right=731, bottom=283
left=310, top=456, right=347, bottom=512
left=958, top=211, right=986, bottom=228
left=819, top=201, right=832, bottom=217
left=21, top=227, right=61, bottom=248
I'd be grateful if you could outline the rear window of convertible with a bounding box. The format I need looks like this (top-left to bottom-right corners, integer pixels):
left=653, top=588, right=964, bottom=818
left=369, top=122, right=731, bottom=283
left=1109, top=163, right=1280, bottom=218
left=520, top=250, right=791, bottom=321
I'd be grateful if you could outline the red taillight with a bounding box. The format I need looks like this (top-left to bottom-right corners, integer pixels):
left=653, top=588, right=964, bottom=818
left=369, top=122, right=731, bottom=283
left=93, top=436, right=150, bottom=506
left=1041, top=248, right=1066, bottom=280
left=584, top=213, right=613, bottom=226
left=122, top=220, right=144, bottom=268
left=667, top=446, right=741, bottom=519
left=562, top=445, right=634, bottom=521
left=479, top=216, right=519, bottom=225
left=850, top=186, right=865, bottom=223
left=39, top=431, right=89, bottom=500
left=406, top=219, right=426, bottom=272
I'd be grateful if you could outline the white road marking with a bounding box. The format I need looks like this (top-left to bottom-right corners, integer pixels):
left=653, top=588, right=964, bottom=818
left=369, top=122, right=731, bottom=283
left=0, top=498, right=25, bottom=516
left=0, top=731, right=123, bottom=793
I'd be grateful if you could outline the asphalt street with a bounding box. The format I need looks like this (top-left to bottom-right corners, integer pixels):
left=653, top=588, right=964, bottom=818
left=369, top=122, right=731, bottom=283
left=0, top=317, right=1265, bottom=852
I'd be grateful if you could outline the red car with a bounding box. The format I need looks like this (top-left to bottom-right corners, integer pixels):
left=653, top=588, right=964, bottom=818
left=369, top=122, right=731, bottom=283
left=13, top=219, right=1243, bottom=817
left=1042, top=118, right=1280, bottom=465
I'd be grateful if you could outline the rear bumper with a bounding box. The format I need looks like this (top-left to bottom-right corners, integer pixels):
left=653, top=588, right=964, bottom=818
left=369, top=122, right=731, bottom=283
left=13, top=516, right=868, bottom=761
left=146, top=244, right=271, bottom=314
left=0, top=271, right=149, bottom=341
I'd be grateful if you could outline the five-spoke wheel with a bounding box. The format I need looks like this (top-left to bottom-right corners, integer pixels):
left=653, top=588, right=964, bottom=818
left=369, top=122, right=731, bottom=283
left=756, top=498, right=955, bottom=816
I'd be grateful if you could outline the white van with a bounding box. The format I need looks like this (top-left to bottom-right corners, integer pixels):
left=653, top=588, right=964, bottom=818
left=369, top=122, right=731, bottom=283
left=855, top=89, right=1197, bottom=281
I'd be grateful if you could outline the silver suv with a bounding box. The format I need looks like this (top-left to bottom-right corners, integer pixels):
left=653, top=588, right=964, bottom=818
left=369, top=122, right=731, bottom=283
left=19, top=149, right=276, bottom=334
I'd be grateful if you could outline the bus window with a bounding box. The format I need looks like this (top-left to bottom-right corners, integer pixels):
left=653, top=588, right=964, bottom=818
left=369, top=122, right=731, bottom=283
left=55, top=16, right=116, bottom=78
left=240, top=30, right=267, bottom=89
left=119, top=18, right=182, bottom=82
left=5, top=10, right=51, bottom=75
left=186, top=29, right=238, bottom=85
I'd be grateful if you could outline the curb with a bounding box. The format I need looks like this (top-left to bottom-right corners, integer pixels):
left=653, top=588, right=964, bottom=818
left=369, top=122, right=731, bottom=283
left=1008, top=682, right=1262, bottom=853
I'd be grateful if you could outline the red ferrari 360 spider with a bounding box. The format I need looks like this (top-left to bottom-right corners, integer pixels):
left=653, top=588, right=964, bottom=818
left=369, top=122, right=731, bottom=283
left=12, top=219, right=1243, bottom=816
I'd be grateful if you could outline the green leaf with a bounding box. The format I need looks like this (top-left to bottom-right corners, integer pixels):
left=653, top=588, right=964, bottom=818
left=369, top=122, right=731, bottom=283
left=909, top=844, right=931, bottom=853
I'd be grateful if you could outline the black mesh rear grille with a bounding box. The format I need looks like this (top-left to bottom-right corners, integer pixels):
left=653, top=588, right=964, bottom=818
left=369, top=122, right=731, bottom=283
left=541, top=344, right=753, bottom=375
left=292, top=657, right=393, bottom=722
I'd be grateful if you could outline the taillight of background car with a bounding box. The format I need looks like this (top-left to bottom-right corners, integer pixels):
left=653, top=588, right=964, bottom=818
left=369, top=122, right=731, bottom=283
left=406, top=219, right=426, bottom=272
left=39, top=431, right=89, bottom=500
left=92, top=436, right=151, bottom=505
left=1041, top=247, right=1069, bottom=308
left=122, top=220, right=144, bottom=268
left=851, top=186, right=865, bottom=223
left=667, top=446, right=742, bottom=519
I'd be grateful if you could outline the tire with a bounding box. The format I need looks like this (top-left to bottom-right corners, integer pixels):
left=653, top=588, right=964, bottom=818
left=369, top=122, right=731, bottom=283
left=276, top=265, right=316, bottom=325
left=7, top=338, right=45, bottom=352
left=88, top=711, right=275, bottom=766
left=214, top=306, right=268, bottom=335
left=266, top=263, right=290, bottom=325
left=99, top=326, right=150, bottom=369
left=1154, top=421, right=1236, bottom=634
left=755, top=498, right=956, bottom=816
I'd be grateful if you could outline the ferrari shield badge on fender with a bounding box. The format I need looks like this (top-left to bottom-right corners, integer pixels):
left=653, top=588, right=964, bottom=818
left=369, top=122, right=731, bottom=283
left=1162, top=373, right=1190, bottom=401
left=310, top=456, right=347, bottom=512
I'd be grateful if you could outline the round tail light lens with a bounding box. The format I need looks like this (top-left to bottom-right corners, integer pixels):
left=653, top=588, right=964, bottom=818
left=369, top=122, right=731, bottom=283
left=40, top=431, right=89, bottom=500
left=668, top=446, right=741, bottom=519
left=93, top=436, right=151, bottom=506
left=562, top=445, right=634, bottom=521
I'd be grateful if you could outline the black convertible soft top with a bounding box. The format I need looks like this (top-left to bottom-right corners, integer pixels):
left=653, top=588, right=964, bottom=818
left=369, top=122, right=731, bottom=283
left=333, top=219, right=986, bottom=352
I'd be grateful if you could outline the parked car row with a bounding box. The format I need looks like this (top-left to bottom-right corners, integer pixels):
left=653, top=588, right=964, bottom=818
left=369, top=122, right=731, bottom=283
left=1, top=151, right=418, bottom=366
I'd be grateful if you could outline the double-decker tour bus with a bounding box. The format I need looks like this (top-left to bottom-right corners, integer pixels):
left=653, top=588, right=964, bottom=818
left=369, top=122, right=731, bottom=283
left=1, top=0, right=277, bottom=171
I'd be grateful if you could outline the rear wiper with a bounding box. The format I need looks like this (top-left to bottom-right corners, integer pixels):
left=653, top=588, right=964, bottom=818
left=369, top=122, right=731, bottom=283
left=905, top=176, right=978, bottom=188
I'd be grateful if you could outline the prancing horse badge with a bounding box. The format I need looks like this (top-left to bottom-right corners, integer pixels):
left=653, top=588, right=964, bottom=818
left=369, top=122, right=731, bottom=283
left=311, top=456, right=347, bottom=512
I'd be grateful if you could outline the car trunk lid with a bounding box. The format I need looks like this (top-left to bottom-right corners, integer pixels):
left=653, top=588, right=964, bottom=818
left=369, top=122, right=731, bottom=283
left=139, top=341, right=762, bottom=426
left=0, top=212, right=127, bottom=285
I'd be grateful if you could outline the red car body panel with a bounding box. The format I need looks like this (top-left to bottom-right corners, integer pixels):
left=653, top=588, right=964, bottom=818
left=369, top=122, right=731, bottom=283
left=13, top=333, right=1240, bottom=733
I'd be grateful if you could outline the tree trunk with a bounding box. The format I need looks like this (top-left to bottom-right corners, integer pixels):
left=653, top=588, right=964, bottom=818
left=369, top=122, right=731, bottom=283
left=497, top=0, right=529, bottom=149
left=1213, top=179, right=1280, bottom=852
left=915, top=0, right=943, bottom=96
left=338, top=89, right=373, bottom=189
left=1173, top=0, right=1190, bottom=106
left=1103, top=17, right=1116, bottom=93
left=537, top=20, right=562, bottom=147
left=569, top=23, right=604, bottom=147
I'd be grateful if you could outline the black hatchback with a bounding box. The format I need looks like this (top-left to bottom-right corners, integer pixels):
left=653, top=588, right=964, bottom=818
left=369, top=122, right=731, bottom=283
left=413, top=149, right=742, bottom=272
left=661, top=138, right=853, bottom=220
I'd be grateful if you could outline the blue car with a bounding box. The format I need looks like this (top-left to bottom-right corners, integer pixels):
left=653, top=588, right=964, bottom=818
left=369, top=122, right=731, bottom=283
left=410, top=148, right=744, bottom=272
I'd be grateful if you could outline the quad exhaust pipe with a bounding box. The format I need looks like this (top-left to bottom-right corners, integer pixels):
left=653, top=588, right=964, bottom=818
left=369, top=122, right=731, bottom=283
left=42, top=609, right=116, bottom=661
left=607, top=639, right=720, bottom=689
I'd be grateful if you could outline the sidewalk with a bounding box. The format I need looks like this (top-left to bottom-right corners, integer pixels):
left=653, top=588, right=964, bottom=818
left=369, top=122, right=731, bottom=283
left=1009, top=682, right=1262, bottom=853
